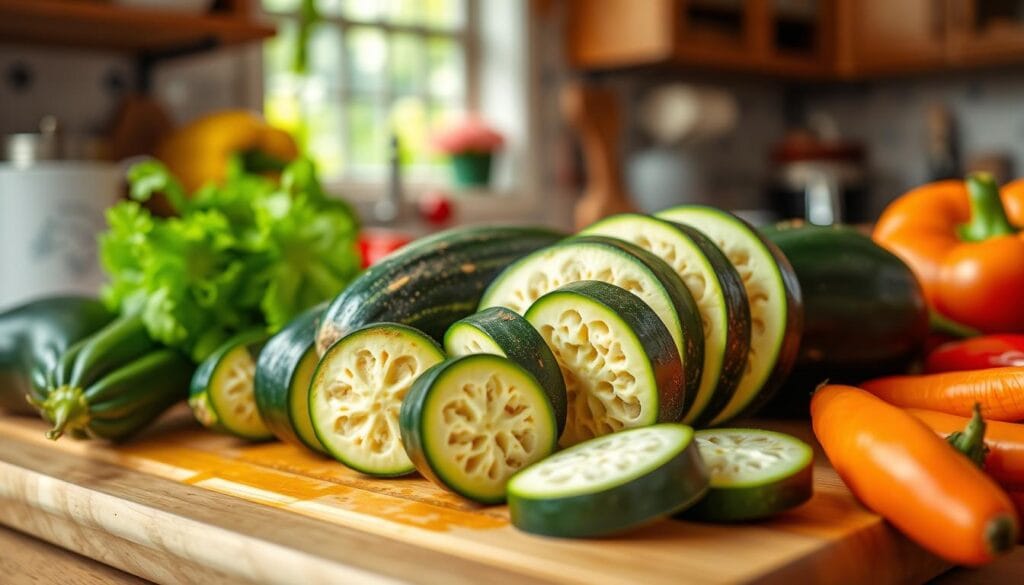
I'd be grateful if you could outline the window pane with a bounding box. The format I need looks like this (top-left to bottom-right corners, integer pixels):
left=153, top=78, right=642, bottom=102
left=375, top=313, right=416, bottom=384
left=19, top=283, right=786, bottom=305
left=263, top=18, right=297, bottom=77
left=390, top=96, right=428, bottom=167
left=315, top=0, right=343, bottom=16
left=308, top=24, right=343, bottom=88
left=422, top=0, right=464, bottom=28
left=390, top=34, right=423, bottom=96
left=304, top=100, right=346, bottom=178
left=426, top=37, right=464, bottom=100
left=346, top=98, right=388, bottom=170
left=341, top=0, right=382, bottom=21
left=262, top=0, right=299, bottom=13
left=386, top=0, right=421, bottom=25
left=346, top=27, right=387, bottom=94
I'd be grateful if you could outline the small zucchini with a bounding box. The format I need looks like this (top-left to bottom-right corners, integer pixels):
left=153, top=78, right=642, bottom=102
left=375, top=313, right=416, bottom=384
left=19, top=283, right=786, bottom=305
left=400, top=354, right=559, bottom=504
left=682, top=428, right=813, bottom=522
left=254, top=304, right=327, bottom=453
left=507, top=424, right=709, bottom=538
left=444, top=307, right=567, bottom=435
left=656, top=206, right=803, bottom=424
left=310, top=323, right=445, bottom=476
left=189, top=330, right=272, bottom=441
left=525, top=281, right=684, bottom=447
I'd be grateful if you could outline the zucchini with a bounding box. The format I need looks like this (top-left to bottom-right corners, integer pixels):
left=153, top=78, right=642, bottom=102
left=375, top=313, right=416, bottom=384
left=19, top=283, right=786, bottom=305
left=507, top=424, right=709, bottom=537
left=29, top=315, right=193, bottom=441
left=760, top=223, right=929, bottom=416
left=480, top=235, right=703, bottom=413
left=444, top=307, right=567, bottom=434
left=189, top=330, right=272, bottom=441
left=316, top=225, right=564, bottom=355
left=655, top=206, right=802, bottom=424
left=581, top=214, right=751, bottom=425
left=0, top=296, right=114, bottom=414
left=525, top=281, right=684, bottom=447
left=254, top=304, right=327, bottom=453
left=310, top=323, right=445, bottom=476
left=682, top=428, right=813, bottom=522
left=400, top=354, right=559, bottom=504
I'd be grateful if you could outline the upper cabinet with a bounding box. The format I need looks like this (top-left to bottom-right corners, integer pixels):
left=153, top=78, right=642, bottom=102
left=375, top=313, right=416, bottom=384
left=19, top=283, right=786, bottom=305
left=567, top=0, right=1024, bottom=79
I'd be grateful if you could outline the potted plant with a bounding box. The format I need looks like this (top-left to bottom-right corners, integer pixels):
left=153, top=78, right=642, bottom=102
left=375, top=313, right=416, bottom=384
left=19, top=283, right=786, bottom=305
left=431, top=116, right=504, bottom=189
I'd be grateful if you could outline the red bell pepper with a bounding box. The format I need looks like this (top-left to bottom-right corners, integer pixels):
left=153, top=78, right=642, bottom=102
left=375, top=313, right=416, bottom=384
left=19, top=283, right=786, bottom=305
left=926, top=334, right=1024, bottom=374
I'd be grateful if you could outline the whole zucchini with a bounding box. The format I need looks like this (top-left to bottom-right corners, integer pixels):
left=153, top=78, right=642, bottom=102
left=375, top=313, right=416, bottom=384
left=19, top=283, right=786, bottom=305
left=0, top=296, right=114, bottom=414
left=760, top=222, right=929, bottom=415
left=315, top=225, right=565, bottom=355
left=29, top=315, right=195, bottom=440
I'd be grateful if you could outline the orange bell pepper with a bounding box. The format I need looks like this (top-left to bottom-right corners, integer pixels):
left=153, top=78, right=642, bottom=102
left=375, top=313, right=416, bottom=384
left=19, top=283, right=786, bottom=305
left=874, top=174, right=1024, bottom=333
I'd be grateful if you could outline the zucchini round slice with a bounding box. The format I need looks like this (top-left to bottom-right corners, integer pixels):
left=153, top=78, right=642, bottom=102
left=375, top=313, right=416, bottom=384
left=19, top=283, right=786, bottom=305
left=444, top=307, right=567, bottom=434
left=189, top=330, right=273, bottom=441
left=655, top=206, right=802, bottom=424
left=400, top=354, right=559, bottom=504
left=525, top=281, right=684, bottom=447
left=254, top=304, right=327, bottom=454
left=683, top=428, right=813, bottom=522
left=507, top=424, right=708, bottom=537
left=480, top=235, right=703, bottom=413
left=581, top=213, right=751, bottom=426
left=310, top=323, right=445, bottom=476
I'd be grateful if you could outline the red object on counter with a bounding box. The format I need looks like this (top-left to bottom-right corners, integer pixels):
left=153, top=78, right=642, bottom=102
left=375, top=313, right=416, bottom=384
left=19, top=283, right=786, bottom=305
left=418, top=191, right=453, bottom=225
left=358, top=230, right=413, bottom=268
left=926, top=335, right=1024, bottom=374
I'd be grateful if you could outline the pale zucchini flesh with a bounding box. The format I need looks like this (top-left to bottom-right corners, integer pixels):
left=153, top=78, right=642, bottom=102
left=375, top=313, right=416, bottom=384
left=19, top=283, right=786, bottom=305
left=656, top=206, right=792, bottom=424
left=310, top=324, right=445, bottom=476
left=289, top=349, right=323, bottom=452
left=444, top=323, right=507, bottom=357
left=196, top=345, right=272, bottom=440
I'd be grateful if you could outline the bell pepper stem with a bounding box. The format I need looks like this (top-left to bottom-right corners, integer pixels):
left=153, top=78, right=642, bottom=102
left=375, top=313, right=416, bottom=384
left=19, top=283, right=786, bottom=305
left=947, top=403, right=989, bottom=468
left=40, top=385, right=90, bottom=441
left=929, top=309, right=981, bottom=339
left=958, top=173, right=1017, bottom=242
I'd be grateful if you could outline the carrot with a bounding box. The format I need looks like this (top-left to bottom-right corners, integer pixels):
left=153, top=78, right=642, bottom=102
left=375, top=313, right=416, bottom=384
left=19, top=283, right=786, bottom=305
left=861, top=366, right=1024, bottom=421
left=907, top=408, right=1024, bottom=490
left=811, top=384, right=1018, bottom=565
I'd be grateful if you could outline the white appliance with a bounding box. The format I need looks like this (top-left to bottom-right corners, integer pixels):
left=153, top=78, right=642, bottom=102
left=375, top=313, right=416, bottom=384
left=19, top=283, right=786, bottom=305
left=0, top=119, right=122, bottom=310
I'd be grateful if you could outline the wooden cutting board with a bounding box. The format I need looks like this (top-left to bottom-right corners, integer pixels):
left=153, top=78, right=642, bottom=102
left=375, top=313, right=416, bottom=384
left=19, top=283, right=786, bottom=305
left=0, top=409, right=950, bottom=585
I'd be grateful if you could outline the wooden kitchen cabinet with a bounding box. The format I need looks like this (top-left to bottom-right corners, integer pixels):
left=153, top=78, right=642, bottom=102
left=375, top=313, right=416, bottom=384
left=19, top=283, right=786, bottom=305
left=833, top=0, right=949, bottom=77
left=948, top=0, right=1024, bottom=65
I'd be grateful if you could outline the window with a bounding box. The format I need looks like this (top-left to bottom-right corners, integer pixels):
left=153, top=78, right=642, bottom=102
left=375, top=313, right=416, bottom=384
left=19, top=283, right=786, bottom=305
left=261, top=0, right=473, bottom=184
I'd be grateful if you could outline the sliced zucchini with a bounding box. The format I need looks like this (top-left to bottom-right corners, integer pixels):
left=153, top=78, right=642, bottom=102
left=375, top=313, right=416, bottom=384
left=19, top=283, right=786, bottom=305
left=682, top=428, right=813, bottom=522
left=507, top=424, right=708, bottom=537
left=581, top=213, right=751, bottom=425
left=310, top=323, right=445, bottom=476
left=400, top=354, right=559, bottom=504
left=444, top=307, right=567, bottom=434
left=254, top=304, right=327, bottom=454
left=525, top=281, right=684, bottom=447
left=480, top=235, right=703, bottom=413
left=656, top=206, right=802, bottom=424
left=189, top=330, right=272, bottom=441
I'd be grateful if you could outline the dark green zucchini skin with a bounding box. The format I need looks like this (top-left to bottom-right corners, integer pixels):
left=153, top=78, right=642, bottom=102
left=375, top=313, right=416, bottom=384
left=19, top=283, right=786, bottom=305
left=0, top=296, right=114, bottom=414
left=681, top=462, right=812, bottom=523
left=760, top=223, right=929, bottom=417
left=30, top=315, right=194, bottom=441
left=508, top=424, right=709, bottom=538
left=444, top=307, right=568, bottom=435
left=315, top=225, right=565, bottom=355
left=254, top=303, right=327, bottom=453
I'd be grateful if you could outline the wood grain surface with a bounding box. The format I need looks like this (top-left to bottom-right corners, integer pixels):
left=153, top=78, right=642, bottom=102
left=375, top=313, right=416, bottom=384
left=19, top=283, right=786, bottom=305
left=0, top=410, right=952, bottom=585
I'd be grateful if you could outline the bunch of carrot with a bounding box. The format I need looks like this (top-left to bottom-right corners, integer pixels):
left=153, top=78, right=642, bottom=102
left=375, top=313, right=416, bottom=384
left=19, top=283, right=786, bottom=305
left=812, top=355, right=1024, bottom=566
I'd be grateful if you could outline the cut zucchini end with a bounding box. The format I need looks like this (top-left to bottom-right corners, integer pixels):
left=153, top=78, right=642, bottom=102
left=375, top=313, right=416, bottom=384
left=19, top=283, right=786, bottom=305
left=311, top=323, right=445, bottom=477
left=683, top=428, right=813, bottom=522
left=525, top=285, right=667, bottom=447
left=206, top=345, right=273, bottom=441
left=507, top=424, right=709, bottom=538
left=289, top=348, right=328, bottom=454
left=443, top=322, right=507, bottom=358
left=405, top=354, right=558, bottom=504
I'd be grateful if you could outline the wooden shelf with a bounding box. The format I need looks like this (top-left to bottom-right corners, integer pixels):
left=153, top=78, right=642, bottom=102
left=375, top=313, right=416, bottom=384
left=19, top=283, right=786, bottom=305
left=0, top=0, right=274, bottom=54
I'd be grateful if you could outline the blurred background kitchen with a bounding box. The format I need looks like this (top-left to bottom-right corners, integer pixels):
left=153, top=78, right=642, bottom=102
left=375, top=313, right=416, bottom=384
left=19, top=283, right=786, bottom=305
left=3, top=0, right=1024, bottom=308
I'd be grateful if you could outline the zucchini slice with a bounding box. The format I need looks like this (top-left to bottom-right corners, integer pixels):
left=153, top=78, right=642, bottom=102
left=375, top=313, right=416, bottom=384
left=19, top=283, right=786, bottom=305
left=444, top=307, right=567, bottom=434
left=656, top=206, right=802, bottom=424
left=400, top=354, right=559, bottom=504
left=310, top=323, right=445, bottom=476
left=683, top=428, right=813, bottom=522
left=480, top=235, right=703, bottom=413
left=189, top=330, right=272, bottom=441
left=581, top=213, right=751, bottom=425
left=254, top=304, right=327, bottom=454
left=507, top=424, right=709, bottom=537
left=525, top=281, right=684, bottom=447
